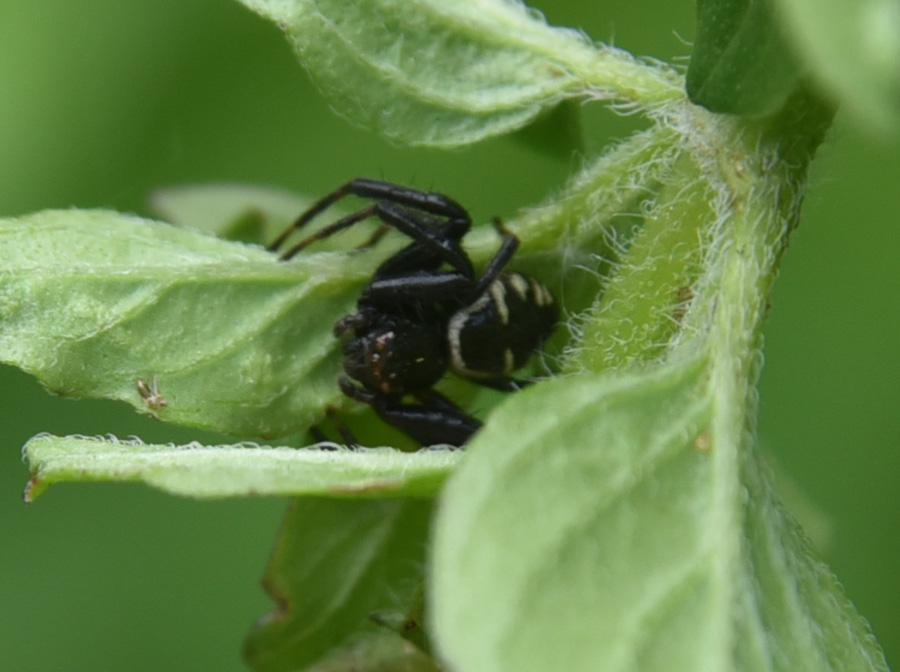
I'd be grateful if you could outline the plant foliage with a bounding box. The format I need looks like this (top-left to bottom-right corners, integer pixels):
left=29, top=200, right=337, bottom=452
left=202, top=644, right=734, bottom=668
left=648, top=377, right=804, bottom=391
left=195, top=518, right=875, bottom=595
left=2, top=0, right=895, bottom=671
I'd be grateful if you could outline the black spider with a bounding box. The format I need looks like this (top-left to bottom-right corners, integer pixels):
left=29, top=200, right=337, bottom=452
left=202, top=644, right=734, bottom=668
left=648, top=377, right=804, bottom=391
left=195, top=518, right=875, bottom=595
left=268, top=179, right=557, bottom=447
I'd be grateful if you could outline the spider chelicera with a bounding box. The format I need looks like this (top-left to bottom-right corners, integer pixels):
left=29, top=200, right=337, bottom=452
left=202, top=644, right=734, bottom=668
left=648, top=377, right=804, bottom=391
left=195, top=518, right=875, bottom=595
left=268, top=179, right=557, bottom=447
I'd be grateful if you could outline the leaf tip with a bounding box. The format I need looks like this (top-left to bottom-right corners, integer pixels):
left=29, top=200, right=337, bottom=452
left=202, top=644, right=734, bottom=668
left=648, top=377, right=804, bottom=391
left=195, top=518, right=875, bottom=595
left=22, top=473, right=47, bottom=503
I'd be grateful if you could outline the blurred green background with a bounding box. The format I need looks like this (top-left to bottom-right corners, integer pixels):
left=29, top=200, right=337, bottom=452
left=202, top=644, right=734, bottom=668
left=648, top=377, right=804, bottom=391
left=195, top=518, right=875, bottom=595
left=1, top=1, right=896, bottom=670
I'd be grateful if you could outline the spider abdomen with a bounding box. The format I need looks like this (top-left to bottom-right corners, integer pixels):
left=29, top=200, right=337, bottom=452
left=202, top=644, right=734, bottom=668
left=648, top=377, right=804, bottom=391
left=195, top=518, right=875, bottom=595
left=447, top=273, right=557, bottom=380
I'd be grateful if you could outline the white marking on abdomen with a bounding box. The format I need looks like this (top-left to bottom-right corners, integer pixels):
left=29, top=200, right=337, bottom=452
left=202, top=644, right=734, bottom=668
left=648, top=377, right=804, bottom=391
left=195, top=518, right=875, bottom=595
left=489, top=280, right=509, bottom=325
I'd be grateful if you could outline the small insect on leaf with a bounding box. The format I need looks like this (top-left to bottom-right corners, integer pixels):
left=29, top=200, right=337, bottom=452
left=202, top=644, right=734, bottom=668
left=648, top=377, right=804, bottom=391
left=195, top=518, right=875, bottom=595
left=137, top=376, right=168, bottom=412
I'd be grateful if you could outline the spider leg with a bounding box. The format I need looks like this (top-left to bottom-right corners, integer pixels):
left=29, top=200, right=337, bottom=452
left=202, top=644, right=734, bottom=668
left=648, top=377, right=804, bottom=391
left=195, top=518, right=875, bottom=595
left=358, top=224, right=390, bottom=250
left=346, top=179, right=470, bottom=223
left=268, top=178, right=471, bottom=254
left=367, top=202, right=473, bottom=277
left=278, top=205, right=379, bottom=260
left=370, top=224, right=455, bottom=278
left=363, top=270, right=472, bottom=304
left=338, top=377, right=481, bottom=447
left=468, top=218, right=520, bottom=300
left=278, top=200, right=475, bottom=276
left=308, top=407, right=362, bottom=449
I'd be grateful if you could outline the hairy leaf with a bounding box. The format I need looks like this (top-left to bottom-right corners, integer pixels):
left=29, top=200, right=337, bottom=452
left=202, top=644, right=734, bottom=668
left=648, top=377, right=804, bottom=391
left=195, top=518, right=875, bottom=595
left=0, top=210, right=371, bottom=438
left=237, top=0, right=681, bottom=146
left=431, top=362, right=887, bottom=672
left=430, top=92, right=886, bottom=672
left=0, top=201, right=568, bottom=442
left=23, top=435, right=460, bottom=501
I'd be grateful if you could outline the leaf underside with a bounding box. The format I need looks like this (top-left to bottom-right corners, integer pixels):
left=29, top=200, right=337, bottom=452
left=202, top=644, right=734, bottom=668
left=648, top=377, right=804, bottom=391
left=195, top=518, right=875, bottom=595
left=0, top=209, right=369, bottom=438
left=238, top=0, right=595, bottom=146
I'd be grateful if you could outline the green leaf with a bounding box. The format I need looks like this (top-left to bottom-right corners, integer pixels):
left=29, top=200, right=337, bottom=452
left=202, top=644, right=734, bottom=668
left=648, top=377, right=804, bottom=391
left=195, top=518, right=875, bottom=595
left=431, top=360, right=708, bottom=671
left=431, top=363, right=888, bottom=672
left=769, top=0, right=900, bottom=131
left=430, top=91, right=886, bottom=671
left=563, top=154, right=714, bottom=373
left=236, top=0, right=682, bottom=146
left=22, top=435, right=460, bottom=501
left=687, top=0, right=800, bottom=115
left=0, top=209, right=374, bottom=438
left=245, top=498, right=438, bottom=672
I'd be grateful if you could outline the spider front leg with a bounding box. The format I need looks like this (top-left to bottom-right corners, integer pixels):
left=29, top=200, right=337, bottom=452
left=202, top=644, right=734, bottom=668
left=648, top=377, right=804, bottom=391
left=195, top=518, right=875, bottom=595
left=275, top=202, right=476, bottom=278
left=338, top=378, right=481, bottom=447
left=307, top=406, right=361, bottom=449
left=362, top=269, right=473, bottom=304
left=268, top=179, right=473, bottom=263
left=468, top=218, right=521, bottom=300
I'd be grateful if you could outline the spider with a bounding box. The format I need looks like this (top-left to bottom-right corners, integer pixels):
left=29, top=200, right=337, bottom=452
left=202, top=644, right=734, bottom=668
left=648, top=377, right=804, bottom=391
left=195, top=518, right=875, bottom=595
left=268, top=179, right=557, bottom=447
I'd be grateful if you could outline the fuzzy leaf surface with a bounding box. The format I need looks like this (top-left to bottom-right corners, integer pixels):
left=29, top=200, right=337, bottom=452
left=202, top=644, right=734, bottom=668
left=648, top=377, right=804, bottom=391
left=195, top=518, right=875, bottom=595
left=237, top=0, right=681, bottom=146
left=430, top=95, right=887, bottom=672
left=431, top=363, right=888, bottom=672
left=0, top=209, right=373, bottom=438
left=23, top=435, right=460, bottom=501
